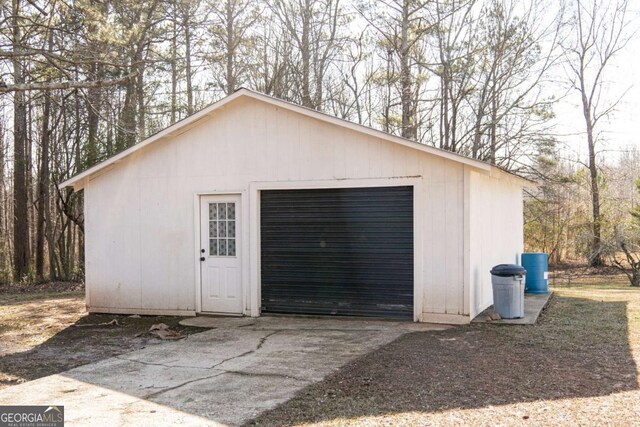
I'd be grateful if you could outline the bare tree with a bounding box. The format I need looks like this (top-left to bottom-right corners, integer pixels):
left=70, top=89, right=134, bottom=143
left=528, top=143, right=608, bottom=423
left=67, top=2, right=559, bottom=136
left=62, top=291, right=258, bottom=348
left=35, top=92, right=50, bottom=281
left=207, top=0, right=259, bottom=95
left=565, top=0, right=632, bottom=266
left=335, top=31, right=376, bottom=124
left=271, top=0, right=345, bottom=110
left=358, top=0, right=433, bottom=140
left=248, top=19, right=295, bottom=98
left=466, top=0, right=563, bottom=169
left=10, top=0, right=30, bottom=281
left=429, top=0, right=476, bottom=152
left=113, top=0, right=164, bottom=149
left=0, top=97, right=10, bottom=282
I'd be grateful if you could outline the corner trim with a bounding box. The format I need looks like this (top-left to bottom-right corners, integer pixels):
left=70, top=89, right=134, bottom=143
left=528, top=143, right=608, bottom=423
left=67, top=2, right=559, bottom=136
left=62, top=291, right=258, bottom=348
left=421, top=312, right=470, bottom=325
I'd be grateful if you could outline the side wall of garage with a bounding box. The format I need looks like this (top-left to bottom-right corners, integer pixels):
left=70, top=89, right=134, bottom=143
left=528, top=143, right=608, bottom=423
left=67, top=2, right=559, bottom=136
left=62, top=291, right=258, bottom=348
left=467, top=170, right=524, bottom=319
left=83, top=96, right=487, bottom=320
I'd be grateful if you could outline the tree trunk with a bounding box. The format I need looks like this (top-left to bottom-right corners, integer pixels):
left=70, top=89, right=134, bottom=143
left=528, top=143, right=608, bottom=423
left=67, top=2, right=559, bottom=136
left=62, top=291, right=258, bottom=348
left=440, top=75, right=450, bottom=150
left=489, top=83, right=498, bottom=164
left=136, top=68, right=145, bottom=139
left=0, top=115, right=7, bottom=283
left=471, top=67, right=492, bottom=159
left=27, top=90, right=35, bottom=271
left=300, top=0, right=312, bottom=108
left=437, top=25, right=449, bottom=150
left=171, top=1, right=178, bottom=123
left=116, top=78, right=136, bottom=151
left=225, top=0, right=236, bottom=95
left=12, top=0, right=30, bottom=281
left=383, top=50, right=392, bottom=133
left=35, top=93, right=51, bottom=281
left=184, top=9, right=194, bottom=115
left=631, top=269, right=640, bottom=287
left=399, top=0, right=415, bottom=140
left=581, top=81, right=603, bottom=266
left=46, top=191, right=57, bottom=280
left=74, top=94, right=84, bottom=272
left=86, top=63, right=102, bottom=167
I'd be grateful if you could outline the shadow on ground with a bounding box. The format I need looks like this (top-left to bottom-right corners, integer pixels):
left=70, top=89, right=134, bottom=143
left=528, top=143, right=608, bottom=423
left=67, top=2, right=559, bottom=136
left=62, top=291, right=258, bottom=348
left=0, top=311, right=203, bottom=389
left=249, top=294, right=639, bottom=426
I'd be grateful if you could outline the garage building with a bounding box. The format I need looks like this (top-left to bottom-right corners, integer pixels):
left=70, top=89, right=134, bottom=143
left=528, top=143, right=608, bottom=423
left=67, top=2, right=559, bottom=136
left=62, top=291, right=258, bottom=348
left=60, top=88, right=527, bottom=324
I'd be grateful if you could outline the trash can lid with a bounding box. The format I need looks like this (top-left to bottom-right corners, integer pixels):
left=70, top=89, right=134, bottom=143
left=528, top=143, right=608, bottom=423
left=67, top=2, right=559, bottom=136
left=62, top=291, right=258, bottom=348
left=490, top=264, right=526, bottom=277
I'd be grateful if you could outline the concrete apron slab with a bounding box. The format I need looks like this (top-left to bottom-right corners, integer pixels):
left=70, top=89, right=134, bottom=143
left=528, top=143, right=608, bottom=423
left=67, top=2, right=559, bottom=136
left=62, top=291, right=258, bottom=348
left=472, top=292, right=553, bottom=325
left=0, top=317, right=450, bottom=426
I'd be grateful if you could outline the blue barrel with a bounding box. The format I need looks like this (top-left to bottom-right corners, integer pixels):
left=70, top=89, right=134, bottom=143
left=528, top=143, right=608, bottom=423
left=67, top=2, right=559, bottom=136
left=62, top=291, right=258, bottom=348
left=521, top=252, right=548, bottom=294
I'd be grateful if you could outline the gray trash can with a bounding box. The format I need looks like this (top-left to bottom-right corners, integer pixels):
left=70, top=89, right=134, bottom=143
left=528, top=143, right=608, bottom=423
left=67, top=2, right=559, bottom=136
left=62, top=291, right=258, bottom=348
left=490, top=264, right=526, bottom=319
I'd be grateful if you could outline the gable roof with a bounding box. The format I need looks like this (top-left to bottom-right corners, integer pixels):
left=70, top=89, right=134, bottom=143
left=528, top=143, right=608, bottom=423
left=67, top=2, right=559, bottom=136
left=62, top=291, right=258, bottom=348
left=60, top=88, right=529, bottom=190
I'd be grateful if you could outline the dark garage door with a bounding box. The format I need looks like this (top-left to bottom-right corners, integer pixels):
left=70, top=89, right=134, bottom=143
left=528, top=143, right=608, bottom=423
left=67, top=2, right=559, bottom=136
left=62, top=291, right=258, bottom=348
left=260, top=186, right=413, bottom=319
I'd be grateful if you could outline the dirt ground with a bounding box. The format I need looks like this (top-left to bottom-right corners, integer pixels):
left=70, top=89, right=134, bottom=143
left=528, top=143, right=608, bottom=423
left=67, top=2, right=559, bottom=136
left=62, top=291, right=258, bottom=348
left=250, top=274, right=640, bottom=426
left=0, top=284, right=206, bottom=390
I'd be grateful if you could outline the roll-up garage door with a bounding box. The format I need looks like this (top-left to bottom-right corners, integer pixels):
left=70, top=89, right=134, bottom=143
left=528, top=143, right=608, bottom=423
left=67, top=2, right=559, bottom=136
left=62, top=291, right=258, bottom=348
left=260, top=186, right=413, bottom=319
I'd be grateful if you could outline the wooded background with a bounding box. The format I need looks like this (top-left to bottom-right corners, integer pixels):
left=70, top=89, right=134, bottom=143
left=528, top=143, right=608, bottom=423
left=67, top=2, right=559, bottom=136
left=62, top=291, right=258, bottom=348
left=0, top=0, right=636, bottom=285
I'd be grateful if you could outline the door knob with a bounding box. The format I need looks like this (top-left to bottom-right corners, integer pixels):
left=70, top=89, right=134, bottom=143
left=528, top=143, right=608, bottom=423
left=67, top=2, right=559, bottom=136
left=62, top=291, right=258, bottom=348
left=200, top=257, right=205, bottom=262
left=201, top=249, right=205, bottom=253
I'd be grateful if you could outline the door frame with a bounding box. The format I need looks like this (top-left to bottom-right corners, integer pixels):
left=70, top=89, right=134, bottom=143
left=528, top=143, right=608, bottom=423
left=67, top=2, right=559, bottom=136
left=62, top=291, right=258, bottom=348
left=249, top=176, right=424, bottom=322
left=194, top=191, right=248, bottom=314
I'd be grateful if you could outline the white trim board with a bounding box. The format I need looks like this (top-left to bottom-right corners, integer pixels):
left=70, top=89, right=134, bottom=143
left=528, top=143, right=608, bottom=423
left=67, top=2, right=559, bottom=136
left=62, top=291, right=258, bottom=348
left=59, top=88, right=529, bottom=191
left=88, top=307, right=196, bottom=316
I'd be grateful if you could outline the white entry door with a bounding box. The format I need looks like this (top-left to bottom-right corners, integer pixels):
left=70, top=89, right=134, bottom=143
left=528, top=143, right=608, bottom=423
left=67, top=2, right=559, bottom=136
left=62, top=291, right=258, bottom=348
left=200, top=194, right=243, bottom=314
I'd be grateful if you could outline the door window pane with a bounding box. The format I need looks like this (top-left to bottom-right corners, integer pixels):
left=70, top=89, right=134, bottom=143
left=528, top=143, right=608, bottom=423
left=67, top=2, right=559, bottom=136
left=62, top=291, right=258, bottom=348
left=207, top=202, right=237, bottom=257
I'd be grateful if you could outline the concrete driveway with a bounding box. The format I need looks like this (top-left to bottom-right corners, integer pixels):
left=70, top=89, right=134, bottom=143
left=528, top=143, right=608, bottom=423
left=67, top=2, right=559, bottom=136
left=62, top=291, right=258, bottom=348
left=0, top=316, right=448, bottom=426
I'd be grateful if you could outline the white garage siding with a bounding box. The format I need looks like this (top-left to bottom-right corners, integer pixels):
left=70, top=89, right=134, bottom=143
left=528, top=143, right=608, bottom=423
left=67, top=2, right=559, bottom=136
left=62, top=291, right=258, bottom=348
left=78, top=91, right=525, bottom=323
left=467, top=170, right=525, bottom=319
